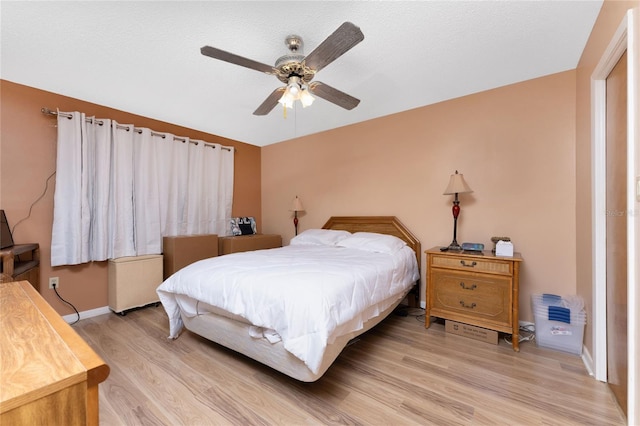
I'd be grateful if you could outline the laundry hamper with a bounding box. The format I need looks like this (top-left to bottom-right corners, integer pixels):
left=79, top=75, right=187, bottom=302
left=108, top=254, right=163, bottom=314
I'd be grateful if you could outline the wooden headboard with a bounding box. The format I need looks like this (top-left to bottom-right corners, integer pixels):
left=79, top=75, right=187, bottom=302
left=322, top=216, right=421, bottom=268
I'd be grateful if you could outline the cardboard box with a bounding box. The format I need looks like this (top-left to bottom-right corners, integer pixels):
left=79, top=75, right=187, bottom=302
left=218, top=234, right=282, bottom=255
left=163, top=234, right=219, bottom=279
left=445, top=320, right=498, bottom=345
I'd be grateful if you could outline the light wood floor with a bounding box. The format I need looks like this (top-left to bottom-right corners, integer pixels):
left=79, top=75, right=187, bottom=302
left=74, top=305, right=625, bottom=425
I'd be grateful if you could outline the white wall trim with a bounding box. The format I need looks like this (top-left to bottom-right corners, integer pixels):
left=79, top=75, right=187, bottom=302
left=591, top=8, right=628, bottom=384
left=591, top=70, right=608, bottom=384
left=63, top=305, right=111, bottom=323
left=582, top=345, right=595, bottom=378
left=591, top=8, right=639, bottom=424
left=625, top=9, right=639, bottom=426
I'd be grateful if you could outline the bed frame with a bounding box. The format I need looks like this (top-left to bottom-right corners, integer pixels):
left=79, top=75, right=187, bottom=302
left=322, top=216, right=421, bottom=265
left=180, top=216, right=421, bottom=382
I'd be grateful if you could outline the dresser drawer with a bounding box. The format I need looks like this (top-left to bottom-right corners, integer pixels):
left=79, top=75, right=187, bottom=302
left=430, top=254, right=513, bottom=275
left=430, top=270, right=512, bottom=324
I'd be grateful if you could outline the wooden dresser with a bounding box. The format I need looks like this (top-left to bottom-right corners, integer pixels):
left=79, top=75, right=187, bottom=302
left=425, top=247, right=523, bottom=351
left=0, top=281, right=110, bottom=425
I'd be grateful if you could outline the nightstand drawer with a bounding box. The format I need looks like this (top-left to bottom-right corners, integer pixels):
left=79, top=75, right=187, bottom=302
left=430, top=254, right=512, bottom=275
left=430, top=270, right=511, bottom=323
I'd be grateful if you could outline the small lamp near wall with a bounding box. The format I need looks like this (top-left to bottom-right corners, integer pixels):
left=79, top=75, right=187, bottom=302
left=443, top=170, right=473, bottom=251
left=290, top=196, right=305, bottom=236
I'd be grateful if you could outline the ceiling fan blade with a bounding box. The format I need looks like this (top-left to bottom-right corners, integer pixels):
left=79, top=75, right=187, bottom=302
left=201, top=46, right=275, bottom=74
left=309, top=82, right=360, bottom=110
left=253, top=87, right=286, bottom=115
left=303, top=22, right=364, bottom=72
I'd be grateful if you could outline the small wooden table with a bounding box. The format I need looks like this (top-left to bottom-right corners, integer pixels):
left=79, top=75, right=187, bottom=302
left=425, top=247, right=523, bottom=351
left=0, top=243, right=40, bottom=290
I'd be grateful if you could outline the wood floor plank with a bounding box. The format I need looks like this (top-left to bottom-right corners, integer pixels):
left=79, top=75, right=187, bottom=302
left=72, top=306, right=625, bottom=425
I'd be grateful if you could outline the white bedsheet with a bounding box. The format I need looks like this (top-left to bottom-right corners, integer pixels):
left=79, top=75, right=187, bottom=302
left=157, top=244, right=419, bottom=374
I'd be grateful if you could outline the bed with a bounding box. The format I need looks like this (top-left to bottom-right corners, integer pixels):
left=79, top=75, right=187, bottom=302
left=157, top=216, right=420, bottom=382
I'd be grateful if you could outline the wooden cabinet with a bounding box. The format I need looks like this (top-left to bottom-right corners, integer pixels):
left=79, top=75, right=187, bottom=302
left=425, top=247, right=523, bottom=351
left=0, top=281, right=110, bottom=425
left=0, top=243, right=40, bottom=291
left=218, top=234, right=282, bottom=255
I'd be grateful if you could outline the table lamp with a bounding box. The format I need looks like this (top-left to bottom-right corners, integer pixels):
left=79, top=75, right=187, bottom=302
left=290, top=196, right=305, bottom=236
left=443, top=170, right=473, bottom=251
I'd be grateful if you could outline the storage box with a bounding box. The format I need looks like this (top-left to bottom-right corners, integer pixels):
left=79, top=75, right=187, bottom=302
left=218, top=234, right=281, bottom=255
left=162, top=234, right=219, bottom=279
left=445, top=320, right=498, bottom=345
left=532, top=294, right=586, bottom=355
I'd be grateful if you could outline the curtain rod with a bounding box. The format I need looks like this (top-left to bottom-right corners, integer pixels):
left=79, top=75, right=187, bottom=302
left=41, top=108, right=234, bottom=152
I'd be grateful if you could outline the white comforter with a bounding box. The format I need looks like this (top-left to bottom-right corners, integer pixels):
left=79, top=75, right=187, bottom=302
left=157, top=244, right=419, bottom=374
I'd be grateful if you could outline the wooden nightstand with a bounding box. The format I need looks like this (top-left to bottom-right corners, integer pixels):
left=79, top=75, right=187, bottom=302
left=425, top=247, right=523, bottom=351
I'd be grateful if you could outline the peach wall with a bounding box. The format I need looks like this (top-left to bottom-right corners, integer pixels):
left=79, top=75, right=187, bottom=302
left=0, top=80, right=261, bottom=315
left=262, top=71, right=577, bottom=323
left=574, top=0, right=637, bottom=362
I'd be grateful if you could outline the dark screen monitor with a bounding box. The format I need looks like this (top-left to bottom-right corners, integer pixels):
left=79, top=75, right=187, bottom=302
left=0, top=210, right=15, bottom=249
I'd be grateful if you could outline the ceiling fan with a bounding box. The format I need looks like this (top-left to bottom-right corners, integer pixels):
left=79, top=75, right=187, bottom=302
left=200, top=22, right=364, bottom=116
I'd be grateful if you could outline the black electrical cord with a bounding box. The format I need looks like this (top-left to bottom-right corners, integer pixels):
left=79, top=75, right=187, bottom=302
left=10, top=171, right=56, bottom=236
left=53, top=284, right=80, bottom=325
left=394, top=305, right=426, bottom=323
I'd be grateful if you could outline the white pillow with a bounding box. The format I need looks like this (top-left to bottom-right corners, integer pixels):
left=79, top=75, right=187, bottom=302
left=337, top=232, right=407, bottom=254
left=290, top=229, right=352, bottom=246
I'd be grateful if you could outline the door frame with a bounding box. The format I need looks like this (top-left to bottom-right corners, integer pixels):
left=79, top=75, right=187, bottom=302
left=591, top=7, right=639, bottom=424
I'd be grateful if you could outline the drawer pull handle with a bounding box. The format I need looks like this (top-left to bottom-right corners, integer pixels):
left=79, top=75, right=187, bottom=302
left=459, top=301, right=476, bottom=309
left=460, top=260, right=477, bottom=267
left=459, top=282, right=477, bottom=290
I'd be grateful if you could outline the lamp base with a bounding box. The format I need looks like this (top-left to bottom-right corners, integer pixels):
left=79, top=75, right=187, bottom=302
left=447, top=241, right=463, bottom=252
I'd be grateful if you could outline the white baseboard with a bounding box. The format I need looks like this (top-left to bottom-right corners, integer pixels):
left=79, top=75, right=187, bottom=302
left=63, top=306, right=111, bottom=323
left=581, top=345, right=599, bottom=380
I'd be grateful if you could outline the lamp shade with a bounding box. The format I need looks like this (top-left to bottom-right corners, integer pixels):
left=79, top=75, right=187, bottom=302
left=299, top=87, right=315, bottom=107
left=291, top=196, right=305, bottom=212
left=443, top=171, right=473, bottom=195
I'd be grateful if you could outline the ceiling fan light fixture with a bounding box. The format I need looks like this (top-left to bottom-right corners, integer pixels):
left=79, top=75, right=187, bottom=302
left=299, top=86, right=315, bottom=107
left=278, top=76, right=314, bottom=110
left=287, top=77, right=300, bottom=100
left=278, top=93, right=295, bottom=109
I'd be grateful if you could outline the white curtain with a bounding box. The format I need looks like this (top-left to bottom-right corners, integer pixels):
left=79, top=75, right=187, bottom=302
left=51, top=111, right=234, bottom=267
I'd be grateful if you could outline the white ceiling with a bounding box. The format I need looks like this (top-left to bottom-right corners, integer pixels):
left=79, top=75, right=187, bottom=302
left=1, top=1, right=602, bottom=147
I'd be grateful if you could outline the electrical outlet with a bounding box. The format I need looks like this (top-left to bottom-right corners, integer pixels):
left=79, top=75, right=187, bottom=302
left=49, top=277, right=59, bottom=289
